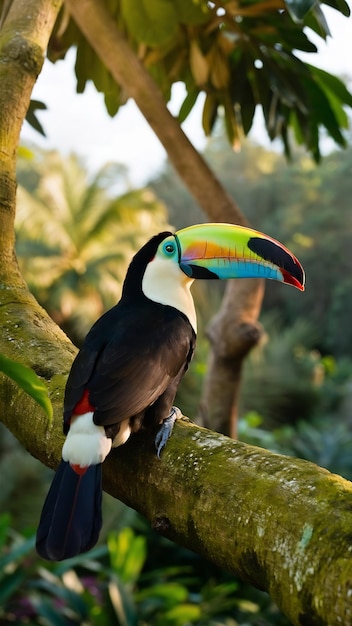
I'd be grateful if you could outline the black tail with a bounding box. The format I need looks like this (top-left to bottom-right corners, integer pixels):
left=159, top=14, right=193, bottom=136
left=36, top=460, right=102, bottom=561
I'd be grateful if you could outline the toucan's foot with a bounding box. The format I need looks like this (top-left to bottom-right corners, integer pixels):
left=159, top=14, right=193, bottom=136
left=155, top=407, right=182, bottom=458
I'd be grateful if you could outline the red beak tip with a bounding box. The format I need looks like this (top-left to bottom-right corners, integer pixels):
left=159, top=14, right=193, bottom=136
left=282, top=269, right=305, bottom=291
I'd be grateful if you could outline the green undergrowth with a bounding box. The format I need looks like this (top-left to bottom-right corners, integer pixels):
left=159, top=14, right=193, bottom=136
left=0, top=512, right=291, bottom=626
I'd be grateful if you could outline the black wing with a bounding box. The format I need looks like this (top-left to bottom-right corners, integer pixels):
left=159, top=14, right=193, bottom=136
left=64, top=300, right=195, bottom=429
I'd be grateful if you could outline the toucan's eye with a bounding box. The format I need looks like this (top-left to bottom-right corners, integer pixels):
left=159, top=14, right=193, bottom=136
left=163, top=242, right=175, bottom=255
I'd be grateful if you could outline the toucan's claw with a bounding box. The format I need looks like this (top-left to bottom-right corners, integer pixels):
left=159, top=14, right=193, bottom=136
left=155, top=406, right=182, bottom=458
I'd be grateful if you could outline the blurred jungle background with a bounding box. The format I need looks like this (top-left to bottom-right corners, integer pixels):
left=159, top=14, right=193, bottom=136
left=1, top=0, right=352, bottom=624
left=3, top=131, right=352, bottom=625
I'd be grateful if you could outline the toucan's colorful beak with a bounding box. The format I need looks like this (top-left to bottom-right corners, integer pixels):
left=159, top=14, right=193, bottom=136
left=175, top=223, right=305, bottom=291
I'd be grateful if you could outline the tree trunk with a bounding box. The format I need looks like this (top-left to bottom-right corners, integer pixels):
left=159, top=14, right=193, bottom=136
left=0, top=0, right=72, bottom=386
left=64, top=0, right=265, bottom=436
left=0, top=0, right=62, bottom=284
left=200, top=278, right=265, bottom=437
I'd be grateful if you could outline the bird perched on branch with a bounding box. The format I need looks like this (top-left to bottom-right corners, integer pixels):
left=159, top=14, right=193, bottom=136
left=36, top=222, right=304, bottom=561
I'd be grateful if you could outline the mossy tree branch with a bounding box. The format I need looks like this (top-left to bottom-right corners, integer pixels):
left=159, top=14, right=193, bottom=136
left=1, top=377, right=352, bottom=626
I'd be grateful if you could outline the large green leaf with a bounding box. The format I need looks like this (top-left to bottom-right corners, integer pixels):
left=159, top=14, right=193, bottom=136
left=301, top=73, right=347, bottom=147
left=310, top=66, right=352, bottom=109
left=0, top=353, right=53, bottom=422
left=322, top=0, right=350, bottom=16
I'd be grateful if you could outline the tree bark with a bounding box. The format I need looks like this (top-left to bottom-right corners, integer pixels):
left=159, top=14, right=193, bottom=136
left=64, top=0, right=265, bottom=437
left=0, top=0, right=62, bottom=283
left=0, top=0, right=72, bottom=377
left=200, top=278, right=265, bottom=437
left=0, top=0, right=72, bottom=392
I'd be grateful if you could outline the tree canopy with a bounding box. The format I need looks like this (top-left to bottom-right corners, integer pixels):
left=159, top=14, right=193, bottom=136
left=41, top=0, right=352, bottom=162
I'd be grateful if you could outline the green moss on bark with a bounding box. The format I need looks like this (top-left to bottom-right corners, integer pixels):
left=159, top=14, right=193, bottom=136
left=101, top=420, right=352, bottom=625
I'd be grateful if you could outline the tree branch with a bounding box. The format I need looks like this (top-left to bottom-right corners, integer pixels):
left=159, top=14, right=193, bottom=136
left=1, top=376, right=352, bottom=626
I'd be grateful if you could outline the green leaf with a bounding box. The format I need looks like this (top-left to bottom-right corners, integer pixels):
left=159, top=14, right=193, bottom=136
left=122, top=535, right=147, bottom=582
left=202, top=93, right=218, bottom=136
left=17, top=145, right=34, bottom=161
left=137, top=582, right=189, bottom=604
left=30, top=578, right=88, bottom=618
left=310, top=68, right=351, bottom=130
left=289, top=109, right=305, bottom=145
left=104, top=89, right=121, bottom=117
left=173, top=0, right=209, bottom=25
left=163, top=603, right=202, bottom=624
left=108, top=577, right=138, bottom=626
left=0, top=570, right=26, bottom=605
left=321, top=0, right=350, bottom=16
left=31, top=597, right=71, bottom=626
left=285, top=0, right=317, bottom=21
left=260, top=50, right=310, bottom=112
left=25, top=100, right=47, bottom=137
left=275, top=26, right=318, bottom=53
left=0, top=514, right=11, bottom=551
left=0, top=535, right=36, bottom=570
left=53, top=545, right=108, bottom=576
left=177, top=88, right=199, bottom=124
left=121, top=0, right=178, bottom=46
left=304, top=8, right=330, bottom=39
left=108, top=528, right=147, bottom=583
left=302, top=74, right=346, bottom=146
left=230, top=56, right=256, bottom=135
left=0, top=353, right=53, bottom=422
left=308, top=3, right=331, bottom=38
left=310, top=66, right=352, bottom=108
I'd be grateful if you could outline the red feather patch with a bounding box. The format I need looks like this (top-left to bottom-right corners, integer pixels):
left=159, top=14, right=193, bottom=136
left=70, top=464, right=88, bottom=476
left=73, top=389, right=95, bottom=415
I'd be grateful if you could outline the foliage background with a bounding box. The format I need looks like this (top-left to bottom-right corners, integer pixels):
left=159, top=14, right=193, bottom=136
left=3, top=129, right=352, bottom=624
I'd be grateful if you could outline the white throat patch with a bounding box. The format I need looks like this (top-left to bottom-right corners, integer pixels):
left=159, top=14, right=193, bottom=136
left=142, top=255, right=197, bottom=333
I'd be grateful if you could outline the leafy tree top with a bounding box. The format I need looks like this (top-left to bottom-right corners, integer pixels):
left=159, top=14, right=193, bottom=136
left=37, top=0, right=352, bottom=162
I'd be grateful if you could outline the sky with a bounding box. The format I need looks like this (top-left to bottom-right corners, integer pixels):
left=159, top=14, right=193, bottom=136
left=20, top=6, right=352, bottom=187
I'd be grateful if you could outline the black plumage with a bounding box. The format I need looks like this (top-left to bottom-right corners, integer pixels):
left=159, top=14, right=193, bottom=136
left=64, top=298, right=195, bottom=436
left=63, top=232, right=196, bottom=437
left=36, top=462, right=102, bottom=561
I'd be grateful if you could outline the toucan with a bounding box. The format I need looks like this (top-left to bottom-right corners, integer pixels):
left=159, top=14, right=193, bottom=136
left=36, top=223, right=304, bottom=561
